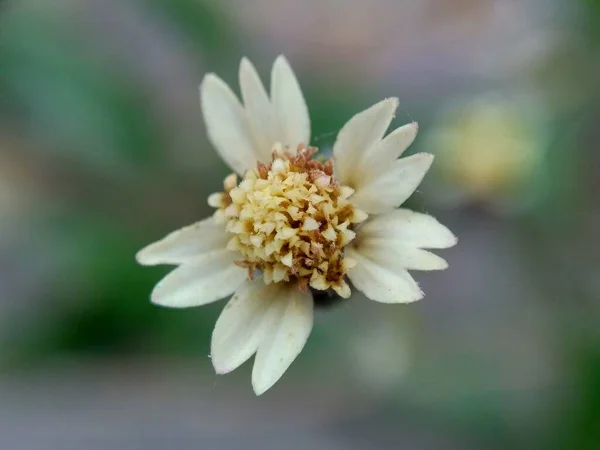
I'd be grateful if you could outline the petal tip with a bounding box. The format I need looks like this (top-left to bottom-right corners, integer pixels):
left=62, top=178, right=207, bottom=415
left=415, top=152, right=435, bottom=170
left=199, top=74, right=227, bottom=108
left=239, top=56, right=254, bottom=75
left=251, top=377, right=271, bottom=396
left=149, top=295, right=166, bottom=307
left=210, top=356, right=232, bottom=375
left=209, top=333, right=240, bottom=375
left=135, top=247, right=156, bottom=266
left=436, top=223, right=458, bottom=249
left=150, top=293, right=192, bottom=309
left=135, top=248, right=147, bottom=265
left=385, top=97, right=399, bottom=113
left=149, top=284, right=169, bottom=307
left=149, top=284, right=183, bottom=309
left=199, top=73, right=218, bottom=90
left=404, top=276, right=425, bottom=303
left=274, top=54, right=289, bottom=66
left=394, top=289, right=424, bottom=304
left=448, top=233, right=459, bottom=248
left=407, top=285, right=425, bottom=303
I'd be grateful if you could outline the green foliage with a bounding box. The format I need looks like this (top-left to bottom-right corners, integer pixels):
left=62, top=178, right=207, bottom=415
left=143, top=0, right=238, bottom=61
left=0, top=9, right=163, bottom=168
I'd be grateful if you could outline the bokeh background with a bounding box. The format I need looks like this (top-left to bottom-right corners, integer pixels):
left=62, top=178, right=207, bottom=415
left=1, top=0, right=599, bottom=448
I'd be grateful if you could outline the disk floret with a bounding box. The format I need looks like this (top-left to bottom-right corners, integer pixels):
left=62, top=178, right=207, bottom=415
left=210, top=144, right=368, bottom=297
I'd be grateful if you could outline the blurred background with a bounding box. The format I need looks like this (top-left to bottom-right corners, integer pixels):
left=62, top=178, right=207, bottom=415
left=1, top=0, right=599, bottom=448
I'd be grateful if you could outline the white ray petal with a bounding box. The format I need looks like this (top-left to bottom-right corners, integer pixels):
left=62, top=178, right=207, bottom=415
left=136, top=217, right=230, bottom=266
left=358, top=122, right=419, bottom=185
left=151, top=251, right=246, bottom=308
left=239, top=58, right=278, bottom=162
left=333, top=98, right=398, bottom=185
left=349, top=153, right=433, bottom=214
left=200, top=74, right=260, bottom=175
left=251, top=285, right=313, bottom=395
left=354, top=238, right=448, bottom=271
left=271, top=55, right=310, bottom=150
left=357, top=209, right=457, bottom=249
left=346, top=247, right=423, bottom=304
left=211, top=281, right=279, bottom=374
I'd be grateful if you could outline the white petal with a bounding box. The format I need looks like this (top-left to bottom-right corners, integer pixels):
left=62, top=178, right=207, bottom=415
left=333, top=98, right=398, bottom=185
left=271, top=55, right=310, bottom=149
left=136, top=217, right=230, bottom=266
left=353, top=238, right=448, bottom=271
left=251, top=285, right=313, bottom=395
left=239, top=58, right=278, bottom=162
left=151, top=250, right=246, bottom=308
left=358, top=122, right=419, bottom=185
left=357, top=209, right=457, bottom=249
left=211, top=281, right=279, bottom=374
left=200, top=74, right=259, bottom=175
left=371, top=121, right=419, bottom=162
left=349, top=153, right=433, bottom=214
left=346, top=247, right=423, bottom=304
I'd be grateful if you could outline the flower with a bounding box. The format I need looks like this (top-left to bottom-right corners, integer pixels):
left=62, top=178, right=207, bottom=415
left=426, top=95, right=546, bottom=213
left=136, top=56, right=456, bottom=395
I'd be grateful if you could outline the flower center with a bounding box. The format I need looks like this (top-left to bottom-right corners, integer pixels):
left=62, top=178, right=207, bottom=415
left=209, top=144, right=367, bottom=298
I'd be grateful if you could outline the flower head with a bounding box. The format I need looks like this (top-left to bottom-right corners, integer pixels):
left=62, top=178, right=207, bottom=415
left=213, top=144, right=367, bottom=298
left=137, top=56, right=456, bottom=395
left=427, top=96, right=546, bottom=212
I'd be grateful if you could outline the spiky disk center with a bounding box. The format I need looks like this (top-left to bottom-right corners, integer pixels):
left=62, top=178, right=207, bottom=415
left=209, top=144, right=367, bottom=298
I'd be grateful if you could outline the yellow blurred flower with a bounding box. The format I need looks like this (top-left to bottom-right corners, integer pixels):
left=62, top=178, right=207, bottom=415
left=428, top=96, right=545, bottom=210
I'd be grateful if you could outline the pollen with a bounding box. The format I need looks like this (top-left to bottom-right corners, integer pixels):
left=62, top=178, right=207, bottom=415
left=210, top=144, right=368, bottom=297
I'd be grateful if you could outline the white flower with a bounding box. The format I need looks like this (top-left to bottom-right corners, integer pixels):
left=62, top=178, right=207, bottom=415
left=136, top=56, right=456, bottom=395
